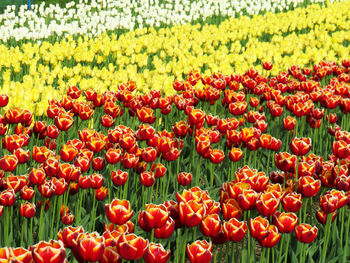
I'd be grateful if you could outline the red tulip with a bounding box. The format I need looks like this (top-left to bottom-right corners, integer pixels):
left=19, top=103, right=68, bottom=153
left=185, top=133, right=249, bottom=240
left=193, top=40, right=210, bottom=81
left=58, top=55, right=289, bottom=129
left=0, top=155, right=18, bottom=172
left=0, top=94, right=9, bottom=107
left=275, top=152, right=297, bottom=173
left=55, top=113, right=74, bottom=131
left=20, top=186, right=35, bottom=201
left=143, top=243, right=170, bottom=263
left=19, top=202, right=36, bottom=218
left=105, top=199, right=134, bottom=225
left=154, top=217, right=175, bottom=239
left=62, top=213, right=75, bottom=225
left=95, top=186, right=108, bottom=201
left=319, top=193, right=338, bottom=214
left=105, top=148, right=123, bottom=164
left=210, top=149, right=225, bottom=164
left=333, top=140, right=350, bottom=159
left=237, top=189, right=258, bottom=210
left=14, top=148, right=30, bottom=164
left=177, top=172, right=192, bottom=186
left=140, top=171, right=155, bottom=187
left=77, top=233, right=105, bottom=262
left=101, top=114, right=115, bottom=127
left=290, top=137, right=312, bottom=156
left=295, top=223, right=318, bottom=243
left=111, top=170, right=128, bottom=186
left=0, top=189, right=16, bottom=206
left=229, top=148, right=243, bottom=162
left=249, top=216, right=270, bottom=240
left=100, top=246, right=122, bottom=263
left=92, top=157, right=106, bottom=171
left=256, top=192, right=280, bottom=217
left=263, top=61, right=273, bottom=70
left=117, top=233, right=148, bottom=261
left=200, top=214, right=221, bottom=237
left=58, top=226, right=84, bottom=248
left=297, top=176, right=321, bottom=197
left=31, top=240, right=66, bottom=263
left=258, top=225, right=281, bottom=248
left=10, top=247, right=33, bottom=263
left=223, top=218, right=247, bottom=242
left=151, top=163, right=167, bottom=178
left=179, top=200, right=206, bottom=228
left=186, top=240, right=212, bottom=263
left=273, top=212, right=298, bottom=233
left=222, top=199, right=242, bottom=220
left=143, top=203, right=169, bottom=229
left=282, top=192, right=302, bottom=212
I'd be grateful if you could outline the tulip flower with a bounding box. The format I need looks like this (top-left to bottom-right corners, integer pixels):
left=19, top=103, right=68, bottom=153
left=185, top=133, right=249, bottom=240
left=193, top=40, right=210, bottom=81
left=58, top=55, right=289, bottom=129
left=273, top=212, right=299, bottom=233
left=111, top=170, right=128, bottom=186
left=295, top=223, right=318, bottom=243
left=100, top=246, right=122, bottom=263
left=0, top=155, right=18, bottom=172
left=319, top=193, right=339, bottom=214
left=31, top=240, right=66, bottom=263
left=177, top=172, right=192, bottom=186
left=290, top=137, right=312, bottom=156
left=186, top=240, right=213, bottom=263
left=0, top=189, right=16, bottom=207
left=258, top=225, right=281, bottom=247
left=105, top=199, right=134, bottom=225
left=140, top=171, right=155, bottom=187
left=58, top=226, right=84, bottom=248
left=222, top=199, right=243, bottom=220
left=256, top=192, right=280, bottom=216
left=223, top=217, right=247, bottom=242
left=179, top=200, right=206, bottom=228
left=297, top=176, right=321, bottom=197
left=237, top=189, right=258, bottom=210
left=143, top=203, right=169, bottom=229
left=117, top=233, right=149, bottom=261
left=143, top=243, right=171, bottom=263
left=77, top=233, right=105, bottom=262
left=200, top=214, right=221, bottom=238
left=249, top=216, right=270, bottom=240
left=333, top=140, right=350, bottom=159
left=19, top=202, right=36, bottom=218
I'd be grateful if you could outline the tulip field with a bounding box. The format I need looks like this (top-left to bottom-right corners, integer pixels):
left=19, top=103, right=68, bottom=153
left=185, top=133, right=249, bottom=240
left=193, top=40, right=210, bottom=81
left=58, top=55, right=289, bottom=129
left=1, top=0, right=350, bottom=262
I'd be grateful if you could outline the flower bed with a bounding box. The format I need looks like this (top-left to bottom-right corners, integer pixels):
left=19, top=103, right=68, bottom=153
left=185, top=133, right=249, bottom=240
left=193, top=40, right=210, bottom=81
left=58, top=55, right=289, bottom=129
left=0, top=0, right=343, bottom=41
left=0, top=59, right=350, bottom=262
left=1, top=2, right=349, bottom=115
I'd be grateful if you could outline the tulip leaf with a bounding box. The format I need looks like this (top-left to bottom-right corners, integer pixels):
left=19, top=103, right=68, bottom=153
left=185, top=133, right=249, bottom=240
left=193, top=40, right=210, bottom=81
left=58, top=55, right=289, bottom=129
left=290, top=251, right=299, bottom=263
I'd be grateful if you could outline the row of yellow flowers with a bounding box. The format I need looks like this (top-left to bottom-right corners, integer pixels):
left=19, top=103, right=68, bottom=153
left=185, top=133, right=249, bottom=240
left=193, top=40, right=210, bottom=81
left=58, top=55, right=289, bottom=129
left=1, top=1, right=350, bottom=115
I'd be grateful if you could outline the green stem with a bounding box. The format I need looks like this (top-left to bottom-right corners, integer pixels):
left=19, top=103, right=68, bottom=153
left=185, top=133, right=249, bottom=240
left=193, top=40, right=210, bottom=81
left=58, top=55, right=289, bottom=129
left=150, top=228, right=155, bottom=243
left=278, top=234, right=285, bottom=263
left=38, top=200, right=45, bottom=242
left=20, top=218, right=25, bottom=247
left=50, top=196, right=57, bottom=238
left=260, top=248, right=266, bottom=263
left=321, top=212, right=334, bottom=263
left=294, top=157, right=300, bottom=191
left=55, top=195, right=63, bottom=236
left=123, top=172, right=129, bottom=200
left=231, top=242, right=236, bottom=263
left=343, top=208, right=350, bottom=263
left=266, top=247, right=270, bottom=263
left=91, top=189, right=97, bottom=231
left=181, top=228, right=189, bottom=263
left=284, top=234, right=291, bottom=263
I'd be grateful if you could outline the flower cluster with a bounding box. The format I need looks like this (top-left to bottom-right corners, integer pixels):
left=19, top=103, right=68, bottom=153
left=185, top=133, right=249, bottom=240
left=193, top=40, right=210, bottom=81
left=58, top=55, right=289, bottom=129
left=0, top=0, right=342, bottom=41
left=1, top=1, right=350, bottom=115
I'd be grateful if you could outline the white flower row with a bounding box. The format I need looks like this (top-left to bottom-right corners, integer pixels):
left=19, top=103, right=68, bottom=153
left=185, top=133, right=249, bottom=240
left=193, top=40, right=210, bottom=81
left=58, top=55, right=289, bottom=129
left=0, top=0, right=343, bottom=42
